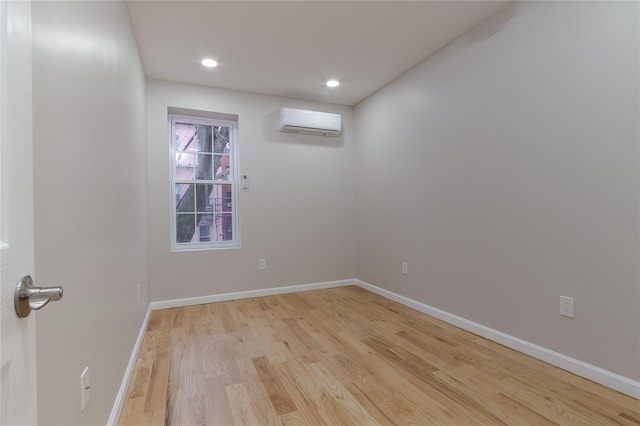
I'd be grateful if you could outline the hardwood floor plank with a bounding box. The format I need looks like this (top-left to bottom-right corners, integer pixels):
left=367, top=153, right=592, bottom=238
left=275, top=361, right=328, bottom=426
left=165, top=327, right=188, bottom=425
left=280, top=409, right=307, bottom=425
left=242, top=378, right=284, bottom=425
left=252, top=355, right=297, bottom=415
left=214, top=303, right=238, bottom=333
left=324, top=353, right=413, bottom=422
left=362, top=335, right=439, bottom=378
left=489, top=392, right=559, bottom=425
left=620, top=409, right=640, bottom=424
left=258, top=295, right=291, bottom=321
left=226, top=382, right=262, bottom=426
left=143, top=359, right=169, bottom=415
left=126, top=367, right=150, bottom=400
left=308, top=361, right=380, bottom=425
left=204, top=375, right=233, bottom=426
left=290, top=315, right=343, bottom=357
left=279, top=326, right=320, bottom=365
left=183, top=324, right=209, bottom=425
left=357, top=352, right=462, bottom=423
left=118, top=286, right=639, bottom=425
left=342, top=381, right=399, bottom=425
left=498, top=376, right=610, bottom=425
left=118, top=396, right=147, bottom=426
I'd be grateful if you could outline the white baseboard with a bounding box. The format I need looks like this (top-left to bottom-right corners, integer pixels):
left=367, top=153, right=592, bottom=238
left=355, top=279, right=640, bottom=399
left=107, top=305, right=152, bottom=426
left=150, top=279, right=355, bottom=311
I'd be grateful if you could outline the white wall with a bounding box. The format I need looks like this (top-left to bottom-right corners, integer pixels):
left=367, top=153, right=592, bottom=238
left=32, top=1, right=149, bottom=424
left=147, top=79, right=356, bottom=302
left=355, top=1, right=639, bottom=381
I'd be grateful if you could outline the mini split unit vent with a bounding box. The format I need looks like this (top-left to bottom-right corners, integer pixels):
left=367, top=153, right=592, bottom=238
left=277, top=108, right=341, bottom=137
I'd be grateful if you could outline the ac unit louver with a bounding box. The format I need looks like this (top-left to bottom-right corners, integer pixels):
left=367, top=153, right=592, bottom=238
left=277, top=108, right=341, bottom=137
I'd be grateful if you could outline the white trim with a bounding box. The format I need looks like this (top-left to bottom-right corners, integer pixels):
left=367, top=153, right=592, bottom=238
left=150, top=279, right=355, bottom=311
left=107, top=306, right=152, bottom=426
left=355, top=279, right=640, bottom=399
left=169, top=113, right=240, bottom=252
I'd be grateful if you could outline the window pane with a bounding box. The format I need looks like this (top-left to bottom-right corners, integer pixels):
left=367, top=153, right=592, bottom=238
left=213, top=126, right=230, bottom=154
left=175, top=151, right=196, bottom=168
left=194, top=154, right=212, bottom=180
left=219, top=213, right=233, bottom=241
left=175, top=123, right=214, bottom=153
left=193, top=125, right=213, bottom=153
left=223, top=185, right=232, bottom=212
left=214, top=155, right=231, bottom=181
left=176, top=213, right=195, bottom=243
left=197, top=214, right=214, bottom=242
left=211, top=184, right=233, bottom=212
left=195, top=183, right=215, bottom=212
left=175, top=154, right=213, bottom=180
left=175, top=123, right=197, bottom=152
left=209, top=213, right=233, bottom=241
left=175, top=184, right=194, bottom=212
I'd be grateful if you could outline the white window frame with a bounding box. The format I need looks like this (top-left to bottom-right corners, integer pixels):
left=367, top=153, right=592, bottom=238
left=169, top=113, right=240, bottom=251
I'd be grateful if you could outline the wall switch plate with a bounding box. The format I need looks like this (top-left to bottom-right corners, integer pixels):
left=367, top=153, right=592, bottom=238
left=402, top=262, right=408, bottom=275
left=259, top=259, right=266, bottom=271
left=560, top=296, right=574, bottom=318
left=80, top=367, right=90, bottom=411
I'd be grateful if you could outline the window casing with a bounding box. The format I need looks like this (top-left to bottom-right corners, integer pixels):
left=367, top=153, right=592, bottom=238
left=170, top=114, right=240, bottom=251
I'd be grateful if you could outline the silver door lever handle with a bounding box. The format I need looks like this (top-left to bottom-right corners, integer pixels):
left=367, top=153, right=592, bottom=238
left=14, top=275, right=63, bottom=318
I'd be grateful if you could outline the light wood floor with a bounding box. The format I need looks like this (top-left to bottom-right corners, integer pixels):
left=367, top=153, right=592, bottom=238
left=118, top=286, right=639, bottom=425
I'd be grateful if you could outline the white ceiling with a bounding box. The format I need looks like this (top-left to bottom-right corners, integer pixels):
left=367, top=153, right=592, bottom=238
left=126, top=1, right=508, bottom=106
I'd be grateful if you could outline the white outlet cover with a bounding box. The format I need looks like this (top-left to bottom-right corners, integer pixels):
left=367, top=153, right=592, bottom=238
left=80, top=366, right=90, bottom=411
left=560, top=296, right=574, bottom=318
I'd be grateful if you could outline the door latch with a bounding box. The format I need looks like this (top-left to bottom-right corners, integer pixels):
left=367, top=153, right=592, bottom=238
left=14, top=275, right=63, bottom=318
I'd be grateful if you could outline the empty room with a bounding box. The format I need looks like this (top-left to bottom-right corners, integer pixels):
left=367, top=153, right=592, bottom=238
left=0, top=0, right=638, bottom=425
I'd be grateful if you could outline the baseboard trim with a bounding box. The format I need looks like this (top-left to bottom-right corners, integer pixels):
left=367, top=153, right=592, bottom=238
left=355, top=279, right=640, bottom=399
left=107, top=305, right=152, bottom=426
left=150, top=279, right=355, bottom=311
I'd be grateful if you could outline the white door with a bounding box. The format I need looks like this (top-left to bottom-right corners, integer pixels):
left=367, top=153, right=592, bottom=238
left=0, top=1, right=38, bottom=425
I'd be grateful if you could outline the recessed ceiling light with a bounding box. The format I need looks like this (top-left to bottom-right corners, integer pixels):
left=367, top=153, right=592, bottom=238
left=201, top=58, right=218, bottom=68
left=326, top=80, right=340, bottom=88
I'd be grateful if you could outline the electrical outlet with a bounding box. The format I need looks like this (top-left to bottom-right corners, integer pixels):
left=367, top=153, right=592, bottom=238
left=259, top=259, right=266, bottom=271
left=402, top=262, right=408, bottom=275
left=560, top=296, right=574, bottom=318
left=80, top=367, right=90, bottom=411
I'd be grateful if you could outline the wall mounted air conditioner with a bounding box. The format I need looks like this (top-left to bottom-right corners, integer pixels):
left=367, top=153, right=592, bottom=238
left=277, top=108, right=341, bottom=137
